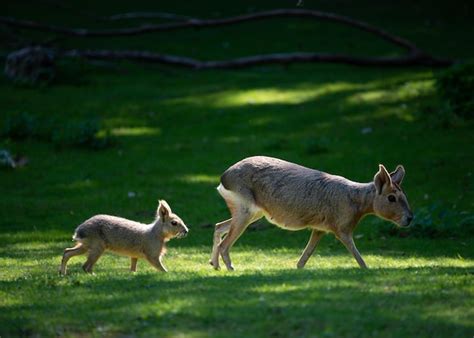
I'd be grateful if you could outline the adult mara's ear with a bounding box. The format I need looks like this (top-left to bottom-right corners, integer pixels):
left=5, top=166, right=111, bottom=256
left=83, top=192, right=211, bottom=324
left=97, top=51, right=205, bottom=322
left=390, top=165, right=405, bottom=185
left=157, top=200, right=171, bottom=220
left=374, top=164, right=392, bottom=194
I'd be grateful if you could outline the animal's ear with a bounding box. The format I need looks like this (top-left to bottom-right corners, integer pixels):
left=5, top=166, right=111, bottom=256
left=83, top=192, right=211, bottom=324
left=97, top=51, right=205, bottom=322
left=158, top=200, right=171, bottom=220
left=374, top=164, right=392, bottom=194
left=390, top=165, right=405, bottom=185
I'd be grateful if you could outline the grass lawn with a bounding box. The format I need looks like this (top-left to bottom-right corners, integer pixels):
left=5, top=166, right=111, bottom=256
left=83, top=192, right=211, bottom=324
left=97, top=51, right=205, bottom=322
left=1, top=0, right=473, bottom=337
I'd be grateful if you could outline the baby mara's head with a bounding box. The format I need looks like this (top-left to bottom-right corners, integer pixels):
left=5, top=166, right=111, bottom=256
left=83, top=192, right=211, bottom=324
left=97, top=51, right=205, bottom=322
left=156, top=200, right=189, bottom=240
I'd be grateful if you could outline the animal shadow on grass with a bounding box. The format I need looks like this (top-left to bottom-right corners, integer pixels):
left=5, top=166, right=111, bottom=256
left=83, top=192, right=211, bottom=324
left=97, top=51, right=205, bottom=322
left=1, top=266, right=471, bottom=337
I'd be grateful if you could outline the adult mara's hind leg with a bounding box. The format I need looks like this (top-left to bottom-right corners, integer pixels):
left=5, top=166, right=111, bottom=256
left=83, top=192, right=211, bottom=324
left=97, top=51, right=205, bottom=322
left=297, top=230, right=325, bottom=269
left=210, top=218, right=231, bottom=270
left=216, top=184, right=263, bottom=271
left=82, top=244, right=105, bottom=273
left=60, top=243, right=87, bottom=275
left=218, top=209, right=262, bottom=271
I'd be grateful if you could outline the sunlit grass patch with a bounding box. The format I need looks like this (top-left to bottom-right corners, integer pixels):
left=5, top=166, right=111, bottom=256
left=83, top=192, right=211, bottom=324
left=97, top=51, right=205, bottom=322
left=178, top=174, right=220, bottom=184
left=346, top=79, right=435, bottom=105
left=164, top=82, right=356, bottom=108
left=3, top=241, right=472, bottom=278
left=213, top=84, right=354, bottom=107
left=110, top=127, right=161, bottom=137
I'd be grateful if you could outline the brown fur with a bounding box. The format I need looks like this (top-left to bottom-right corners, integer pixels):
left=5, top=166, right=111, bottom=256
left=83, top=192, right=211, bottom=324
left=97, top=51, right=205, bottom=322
left=210, top=156, right=413, bottom=270
left=60, top=200, right=188, bottom=275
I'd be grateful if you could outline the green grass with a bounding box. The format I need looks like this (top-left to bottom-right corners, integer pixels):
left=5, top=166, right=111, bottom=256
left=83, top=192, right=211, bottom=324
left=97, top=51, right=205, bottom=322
left=1, top=237, right=473, bottom=337
left=1, top=0, right=474, bottom=336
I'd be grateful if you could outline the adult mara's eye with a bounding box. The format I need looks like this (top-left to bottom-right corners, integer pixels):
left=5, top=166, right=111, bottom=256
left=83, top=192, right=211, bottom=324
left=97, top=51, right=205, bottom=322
left=388, top=195, right=396, bottom=203
left=171, top=220, right=178, bottom=226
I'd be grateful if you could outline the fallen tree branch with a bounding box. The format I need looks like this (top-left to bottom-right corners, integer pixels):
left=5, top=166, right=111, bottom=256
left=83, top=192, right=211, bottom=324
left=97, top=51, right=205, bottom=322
left=62, top=49, right=453, bottom=68
left=0, top=9, right=420, bottom=51
left=102, top=12, right=194, bottom=22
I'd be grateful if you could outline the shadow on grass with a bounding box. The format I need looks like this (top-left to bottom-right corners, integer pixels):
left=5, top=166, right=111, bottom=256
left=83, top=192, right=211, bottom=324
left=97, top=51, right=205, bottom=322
left=1, top=266, right=471, bottom=337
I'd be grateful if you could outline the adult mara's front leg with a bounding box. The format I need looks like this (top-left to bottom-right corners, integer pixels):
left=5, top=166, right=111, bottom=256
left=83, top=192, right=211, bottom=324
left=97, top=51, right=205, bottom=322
left=337, top=232, right=368, bottom=269
left=146, top=253, right=168, bottom=272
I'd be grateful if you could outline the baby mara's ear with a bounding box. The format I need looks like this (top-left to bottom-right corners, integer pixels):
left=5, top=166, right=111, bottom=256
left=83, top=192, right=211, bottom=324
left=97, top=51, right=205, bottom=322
left=390, top=165, right=405, bottom=185
left=157, top=200, right=172, bottom=220
left=374, top=164, right=392, bottom=194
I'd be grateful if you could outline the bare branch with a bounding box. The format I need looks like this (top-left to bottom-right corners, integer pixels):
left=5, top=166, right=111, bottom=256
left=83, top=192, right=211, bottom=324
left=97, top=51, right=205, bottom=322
left=102, top=12, right=195, bottom=22
left=0, top=9, right=420, bottom=51
left=62, top=49, right=453, bottom=69
left=2, top=9, right=455, bottom=70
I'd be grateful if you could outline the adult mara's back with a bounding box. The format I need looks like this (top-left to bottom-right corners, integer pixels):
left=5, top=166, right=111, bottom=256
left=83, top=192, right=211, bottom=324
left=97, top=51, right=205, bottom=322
left=210, top=156, right=413, bottom=271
